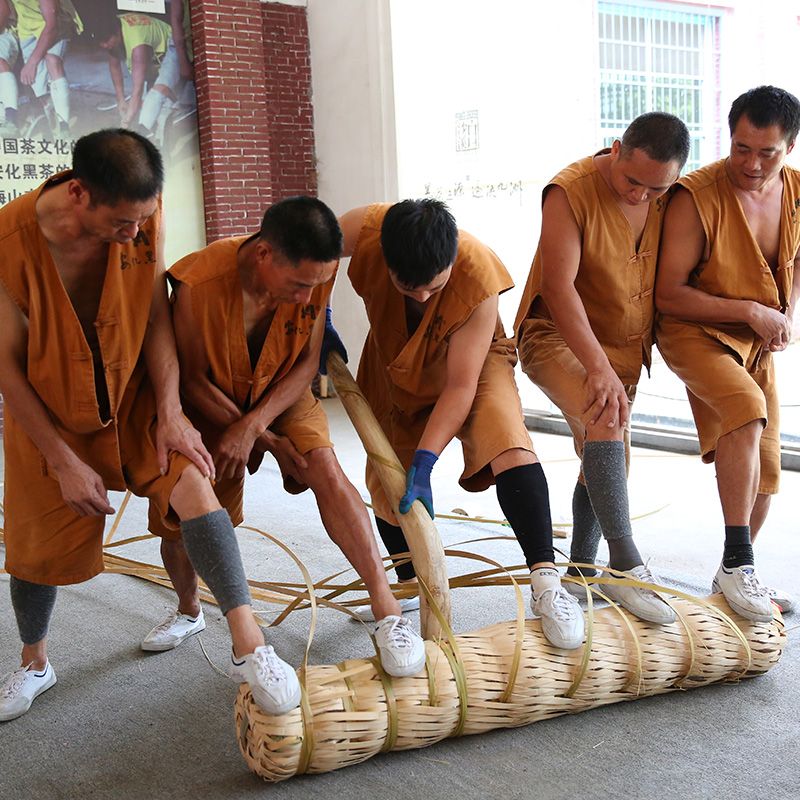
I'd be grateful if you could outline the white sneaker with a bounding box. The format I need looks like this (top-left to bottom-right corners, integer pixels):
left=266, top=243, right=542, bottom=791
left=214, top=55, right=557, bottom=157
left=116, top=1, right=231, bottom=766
left=603, top=564, right=676, bottom=624
left=229, top=645, right=301, bottom=716
left=354, top=596, right=420, bottom=622
left=712, top=564, right=774, bottom=622
left=531, top=585, right=585, bottom=649
left=766, top=586, right=795, bottom=613
left=373, top=615, right=426, bottom=677
left=0, top=661, right=57, bottom=722
left=563, top=571, right=600, bottom=601
left=141, top=610, right=206, bottom=652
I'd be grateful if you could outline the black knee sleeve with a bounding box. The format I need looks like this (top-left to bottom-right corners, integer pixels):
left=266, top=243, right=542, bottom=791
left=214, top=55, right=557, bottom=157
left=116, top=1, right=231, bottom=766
left=375, top=517, right=416, bottom=581
left=495, top=463, right=555, bottom=568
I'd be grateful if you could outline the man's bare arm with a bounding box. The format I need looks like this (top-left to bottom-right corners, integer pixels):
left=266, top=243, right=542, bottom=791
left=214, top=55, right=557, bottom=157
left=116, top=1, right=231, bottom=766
left=172, top=280, right=244, bottom=430
left=0, top=281, right=115, bottom=516
left=0, top=0, right=12, bottom=31
left=338, top=207, right=369, bottom=258
left=20, top=0, right=58, bottom=85
left=142, top=217, right=214, bottom=478
left=539, top=185, right=629, bottom=429
left=170, top=0, right=194, bottom=81
left=107, top=54, right=128, bottom=118
left=216, top=310, right=325, bottom=481
left=656, top=188, right=790, bottom=345
left=123, top=44, right=153, bottom=126
left=775, top=249, right=800, bottom=351
left=416, top=293, right=498, bottom=456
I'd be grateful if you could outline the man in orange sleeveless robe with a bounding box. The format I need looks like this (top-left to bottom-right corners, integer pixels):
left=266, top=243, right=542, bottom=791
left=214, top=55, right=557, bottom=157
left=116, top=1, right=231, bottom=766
left=657, top=86, right=800, bottom=621
left=514, top=113, right=690, bottom=624
left=144, top=197, right=425, bottom=679
left=338, top=200, right=585, bottom=651
left=0, top=130, right=299, bottom=722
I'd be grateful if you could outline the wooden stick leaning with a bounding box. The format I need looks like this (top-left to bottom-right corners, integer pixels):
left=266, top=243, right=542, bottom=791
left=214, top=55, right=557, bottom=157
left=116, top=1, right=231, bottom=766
left=325, top=350, right=451, bottom=639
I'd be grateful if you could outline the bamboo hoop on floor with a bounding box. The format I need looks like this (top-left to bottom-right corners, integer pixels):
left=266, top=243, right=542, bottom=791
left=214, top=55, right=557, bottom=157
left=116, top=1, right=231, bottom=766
left=325, top=351, right=450, bottom=639
left=235, top=594, right=784, bottom=781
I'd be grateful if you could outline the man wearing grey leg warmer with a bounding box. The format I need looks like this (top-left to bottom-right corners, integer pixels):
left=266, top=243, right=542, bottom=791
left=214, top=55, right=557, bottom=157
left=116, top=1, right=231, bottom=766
left=580, top=439, right=674, bottom=622
left=180, top=510, right=252, bottom=615
left=1, top=578, right=59, bottom=722
left=514, top=112, right=692, bottom=625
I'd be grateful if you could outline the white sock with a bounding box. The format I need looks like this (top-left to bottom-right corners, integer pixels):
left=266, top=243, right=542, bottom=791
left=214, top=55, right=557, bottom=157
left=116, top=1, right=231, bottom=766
left=0, top=72, right=18, bottom=111
left=139, top=88, right=166, bottom=131
left=530, top=566, right=560, bottom=598
left=49, top=77, right=70, bottom=125
left=154, top=97, right=175, bottom=140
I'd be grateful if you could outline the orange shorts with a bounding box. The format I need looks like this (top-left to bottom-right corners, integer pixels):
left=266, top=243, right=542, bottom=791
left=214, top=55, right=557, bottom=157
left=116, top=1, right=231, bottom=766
left=367, top=336, right=536, bottom=523
left=657, top=319, right=780, bottom=494
left=517, top=316, right=637, bottom=478
left=148, top=387, right=332, bottom=535
left=3, top=378, right=191, bottom=586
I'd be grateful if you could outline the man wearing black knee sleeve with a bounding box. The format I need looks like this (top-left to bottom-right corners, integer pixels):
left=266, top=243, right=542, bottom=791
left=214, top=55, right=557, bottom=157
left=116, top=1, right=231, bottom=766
left=337, top=199, right=585, bottom=651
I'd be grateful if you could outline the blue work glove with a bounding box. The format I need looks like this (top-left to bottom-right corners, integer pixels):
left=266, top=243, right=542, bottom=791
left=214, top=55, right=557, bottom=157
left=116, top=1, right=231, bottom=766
left=319, top=305, right=348, bottom=375
left=398, top=449, right=438, bottom=518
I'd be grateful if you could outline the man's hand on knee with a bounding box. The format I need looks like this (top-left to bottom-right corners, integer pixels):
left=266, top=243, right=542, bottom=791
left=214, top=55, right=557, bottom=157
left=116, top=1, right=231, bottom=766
left=157, top=414, right=215, bottom=480
left=582, top=367, right=630, bottom=430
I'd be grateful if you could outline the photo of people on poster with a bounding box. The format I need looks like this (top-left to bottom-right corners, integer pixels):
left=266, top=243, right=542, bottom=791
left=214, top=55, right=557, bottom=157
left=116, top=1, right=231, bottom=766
left=0, top=0, right=203, bottom=258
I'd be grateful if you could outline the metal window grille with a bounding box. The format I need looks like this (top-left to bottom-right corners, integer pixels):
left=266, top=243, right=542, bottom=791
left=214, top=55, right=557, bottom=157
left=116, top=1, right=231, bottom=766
left=598, top=2, right=722, bottom=171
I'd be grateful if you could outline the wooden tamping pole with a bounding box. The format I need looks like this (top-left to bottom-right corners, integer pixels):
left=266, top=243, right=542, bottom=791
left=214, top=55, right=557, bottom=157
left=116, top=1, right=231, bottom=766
left=325, top=351, right=450, bottom=639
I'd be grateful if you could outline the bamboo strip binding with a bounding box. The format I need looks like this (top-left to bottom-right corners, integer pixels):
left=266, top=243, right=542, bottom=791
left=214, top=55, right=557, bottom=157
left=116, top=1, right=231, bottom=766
left=235, top=594, right=784, bottom=781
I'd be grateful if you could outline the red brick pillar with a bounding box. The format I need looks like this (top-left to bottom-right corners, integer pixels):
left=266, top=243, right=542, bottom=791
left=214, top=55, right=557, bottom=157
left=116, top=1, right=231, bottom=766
left=190, top=0, right=273, bottom=240
left=262, top=4, right=317, bottom=200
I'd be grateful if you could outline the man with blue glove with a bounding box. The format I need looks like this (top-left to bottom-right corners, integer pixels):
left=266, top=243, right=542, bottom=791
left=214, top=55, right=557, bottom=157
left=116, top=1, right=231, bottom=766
left=338, top=199, right=585, bottom=650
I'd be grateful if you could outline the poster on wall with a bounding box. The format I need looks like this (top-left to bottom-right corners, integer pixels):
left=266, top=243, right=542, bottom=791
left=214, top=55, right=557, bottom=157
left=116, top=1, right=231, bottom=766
left=0, top=0, right=205, bottom=261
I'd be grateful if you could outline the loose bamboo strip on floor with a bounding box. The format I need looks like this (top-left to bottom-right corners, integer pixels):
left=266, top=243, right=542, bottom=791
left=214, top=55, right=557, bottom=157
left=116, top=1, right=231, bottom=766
left=235, top=594, right=784, bottom=782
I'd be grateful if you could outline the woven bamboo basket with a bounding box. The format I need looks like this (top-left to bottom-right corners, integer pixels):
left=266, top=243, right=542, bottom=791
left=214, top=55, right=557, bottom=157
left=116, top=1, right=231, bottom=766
left=235, top=593, right=784, bottom=781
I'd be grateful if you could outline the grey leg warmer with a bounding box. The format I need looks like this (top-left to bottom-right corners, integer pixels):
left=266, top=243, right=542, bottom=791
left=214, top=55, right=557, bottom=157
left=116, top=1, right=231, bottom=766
left=582, top=440, right=643, bottom=571
left=567, top=480, right=602, bottom=577
left=10, top=577, right=58, bottom=646
left=180, top=509, right=252, bottom=615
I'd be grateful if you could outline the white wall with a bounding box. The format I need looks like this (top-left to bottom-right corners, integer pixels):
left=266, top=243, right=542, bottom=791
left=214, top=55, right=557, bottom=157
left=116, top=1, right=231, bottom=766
left=307, top=0, right=398, bottom=364
left=308, top=0, right=800, bottom=411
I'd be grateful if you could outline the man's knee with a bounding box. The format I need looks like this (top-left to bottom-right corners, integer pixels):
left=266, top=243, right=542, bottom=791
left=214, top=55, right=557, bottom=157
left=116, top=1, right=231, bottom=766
left=491, top=447, right=538, bottom=475
left=44, top=53, right=65, bottom=79
left=719, top=418, right=765, bottom=449
left=303, top=447, right=346, bottom=487
left=170, top=464, right=221, bottom=520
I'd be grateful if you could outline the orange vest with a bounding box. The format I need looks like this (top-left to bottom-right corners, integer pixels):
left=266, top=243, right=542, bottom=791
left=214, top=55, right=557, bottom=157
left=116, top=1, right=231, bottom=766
left=0, top=173, right=161, bottom=488
left=664, top=159, right=800, bottom=358
left=349, top=203, right=513, bottom=416
left=513, top=152, right=666, bottom=380
left=169, top=235, right=335, bottom=411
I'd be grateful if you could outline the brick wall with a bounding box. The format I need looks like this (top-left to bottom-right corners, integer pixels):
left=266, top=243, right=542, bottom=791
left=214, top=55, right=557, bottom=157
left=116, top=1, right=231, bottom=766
left=262, top=4, right=317, bottom=201
left=190, top=0, right=317, bottom=241
left=191, top=0, right=274, bottom=240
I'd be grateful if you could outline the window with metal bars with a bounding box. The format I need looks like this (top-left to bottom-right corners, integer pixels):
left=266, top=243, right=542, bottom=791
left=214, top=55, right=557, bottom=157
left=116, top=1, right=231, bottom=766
left=597, top=2, right=723, bottom=171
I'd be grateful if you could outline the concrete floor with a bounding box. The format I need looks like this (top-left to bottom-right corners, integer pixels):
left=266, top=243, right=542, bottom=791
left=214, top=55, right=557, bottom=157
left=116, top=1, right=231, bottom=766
left=1, top=397, right=798, bottom=800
